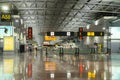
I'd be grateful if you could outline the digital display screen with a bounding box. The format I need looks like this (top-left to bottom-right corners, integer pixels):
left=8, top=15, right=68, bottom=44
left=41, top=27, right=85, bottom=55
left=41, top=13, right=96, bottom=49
left=0, top=26, right=13, bottom=38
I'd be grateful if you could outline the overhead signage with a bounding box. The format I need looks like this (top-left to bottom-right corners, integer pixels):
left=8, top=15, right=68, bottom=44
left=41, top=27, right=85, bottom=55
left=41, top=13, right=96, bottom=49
left=1, top=13, right=11, bottom=22
left=51, top=32, right=54, bottom=36
left=78, top=27, right=104, bottom=40
left=47, top=32, right=74, bottom=36
left=67, top=32, right=70, bottom=36
left=44, top=36, right=57, bottom=41
left=87, top=32, right=104, bottom=36
left=87, top=32, right=95, bottom=36
left=79, top=27, right=83, bottom=32
left=79, top=27, right=83, bottom=40
left=28, top=27, right=32, bottom=39
left=79, top=32, right=104, bottom=37
left=94, top=32, right=104, bottom=36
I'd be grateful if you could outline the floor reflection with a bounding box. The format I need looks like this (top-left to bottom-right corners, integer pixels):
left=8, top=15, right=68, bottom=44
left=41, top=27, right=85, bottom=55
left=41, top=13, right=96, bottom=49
left=0, top=52, right=119, bottom=80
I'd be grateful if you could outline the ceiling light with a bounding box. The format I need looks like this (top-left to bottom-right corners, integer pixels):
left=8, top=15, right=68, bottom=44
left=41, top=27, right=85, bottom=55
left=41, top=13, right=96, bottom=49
left=86, top=24, right=90, bottom=29
left=102, top=0, right=120, bottom=2
left=103, top=16, right=117, bottom=20
left=2, top=5, right=9, bottom=11
left=95, top=20, right=99, bottom=25
left=112, top=19, right=120, bottom=23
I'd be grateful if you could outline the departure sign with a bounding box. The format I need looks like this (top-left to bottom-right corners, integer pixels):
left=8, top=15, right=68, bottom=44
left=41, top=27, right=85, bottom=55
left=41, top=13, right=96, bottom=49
left=28, top=27, right=32, bottom=39
left=94, top=32, right=104, bottom=36
left=87, top=32, right=95, bottom=36
left=79, top=27, right=83, bottom=40
left=1, top=13, right=11, bottom=22
left=47, top=32, right=74, bottom=36
left=87, top=32, right=104, bottom=36
left=44, top=36, right=57, bottom=41
left=80, top=32, right=104, bottom=36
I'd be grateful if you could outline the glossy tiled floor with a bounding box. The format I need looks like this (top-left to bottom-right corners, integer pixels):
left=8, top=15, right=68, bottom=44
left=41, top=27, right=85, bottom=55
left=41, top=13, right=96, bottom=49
left=0, top=51, right=120, bottom=80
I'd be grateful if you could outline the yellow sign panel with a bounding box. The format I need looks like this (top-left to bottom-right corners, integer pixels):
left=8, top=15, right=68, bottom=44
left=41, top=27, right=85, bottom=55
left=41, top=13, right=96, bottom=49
left=1, top=14, right=11, bottom=20
left=87, top=32, right=90, bottom=36
left=45, top=36, right=57, bottom=41
left=87, top=32, right=94, bottom=36
left=45, top=61, right=56, bottom=71
left=1, top=14, right=11, bottom=22
left=4, top=36, right=14, bottom=51
left=100, top=32, right=103, bottom=36
left=4, top=59, right=14, bottom=74
left=91, top=32, right=94, bottom=36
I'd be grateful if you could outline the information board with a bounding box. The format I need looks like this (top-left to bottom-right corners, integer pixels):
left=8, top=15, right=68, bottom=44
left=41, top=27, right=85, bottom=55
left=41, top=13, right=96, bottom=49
left=4, top=36, right=14, bottom=51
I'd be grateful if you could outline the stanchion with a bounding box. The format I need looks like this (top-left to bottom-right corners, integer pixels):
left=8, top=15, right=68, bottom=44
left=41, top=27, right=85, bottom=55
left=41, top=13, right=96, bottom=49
left=75, top=48, right=79, bottom=59
left=46, top=47, right=48, bottom=57
left=59, top=47, right=64, bottom=60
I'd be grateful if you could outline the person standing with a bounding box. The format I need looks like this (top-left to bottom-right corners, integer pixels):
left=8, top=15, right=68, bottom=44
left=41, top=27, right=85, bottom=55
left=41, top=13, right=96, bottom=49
left=59, top=46, right=64, bottom=60
left=34, top=45, right=38, bottom=56
left=93, top=41, right=98, bottom=54
left=29, top=44, right=32, bottom=54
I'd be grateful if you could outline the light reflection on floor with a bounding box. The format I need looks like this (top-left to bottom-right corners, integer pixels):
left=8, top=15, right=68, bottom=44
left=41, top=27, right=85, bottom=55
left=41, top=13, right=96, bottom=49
left=0, top=52, right=120, bottom=80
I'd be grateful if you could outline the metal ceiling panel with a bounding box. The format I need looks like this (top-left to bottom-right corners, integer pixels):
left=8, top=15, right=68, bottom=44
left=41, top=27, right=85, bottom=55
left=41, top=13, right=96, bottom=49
left=0, top=0, right=120, bottom=32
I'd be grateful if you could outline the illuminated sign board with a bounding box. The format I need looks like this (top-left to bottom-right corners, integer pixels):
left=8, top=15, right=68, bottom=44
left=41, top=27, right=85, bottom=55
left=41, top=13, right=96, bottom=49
left=78, top=27, right=104, bottom=41
left=80, top=32, right=104, bottom=37
left=3, top=36, right=14, bottom=51
left=44, top=36, right=57, bottom=41
left=0, top=26, right=13, bottom=38
left=94, top=32, right=104, bottom=36
left=79, top=27, right=83, bottom=32
left=1, top=13, right=11, bottom=22
left=47, top=32, right=74, bottom=36
left=28, top=27, right=32, bottom=39
left=79, top=27, right=83, bottom=40
left=87, top=32, right=95, bottom=36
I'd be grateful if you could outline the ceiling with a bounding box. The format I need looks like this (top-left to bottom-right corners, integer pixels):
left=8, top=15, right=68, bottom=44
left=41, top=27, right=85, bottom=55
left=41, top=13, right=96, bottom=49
left=0, top=0, right=120, bottom=32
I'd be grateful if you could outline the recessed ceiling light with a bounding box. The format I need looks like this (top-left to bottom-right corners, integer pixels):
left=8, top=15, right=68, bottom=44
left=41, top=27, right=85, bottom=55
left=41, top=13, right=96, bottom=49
left=86, top=24, right=90, bottom=29
left=2, top=5, right=9, bottom=11
left=95, top=20, right=99, bottom=25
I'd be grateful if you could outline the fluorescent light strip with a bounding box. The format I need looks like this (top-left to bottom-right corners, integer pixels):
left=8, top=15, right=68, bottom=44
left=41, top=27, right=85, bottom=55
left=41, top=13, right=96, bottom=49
left=112, top=19, right=120, bottom=23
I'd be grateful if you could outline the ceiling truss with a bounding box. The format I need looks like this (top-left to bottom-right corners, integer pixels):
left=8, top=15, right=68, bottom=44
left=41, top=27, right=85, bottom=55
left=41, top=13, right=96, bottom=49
left=0, top=0, right=120, bottom=32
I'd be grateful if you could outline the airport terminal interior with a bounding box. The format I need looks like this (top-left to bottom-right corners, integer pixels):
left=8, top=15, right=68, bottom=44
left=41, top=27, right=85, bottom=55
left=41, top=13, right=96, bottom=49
left=0, top=0, right=120, bottom=80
